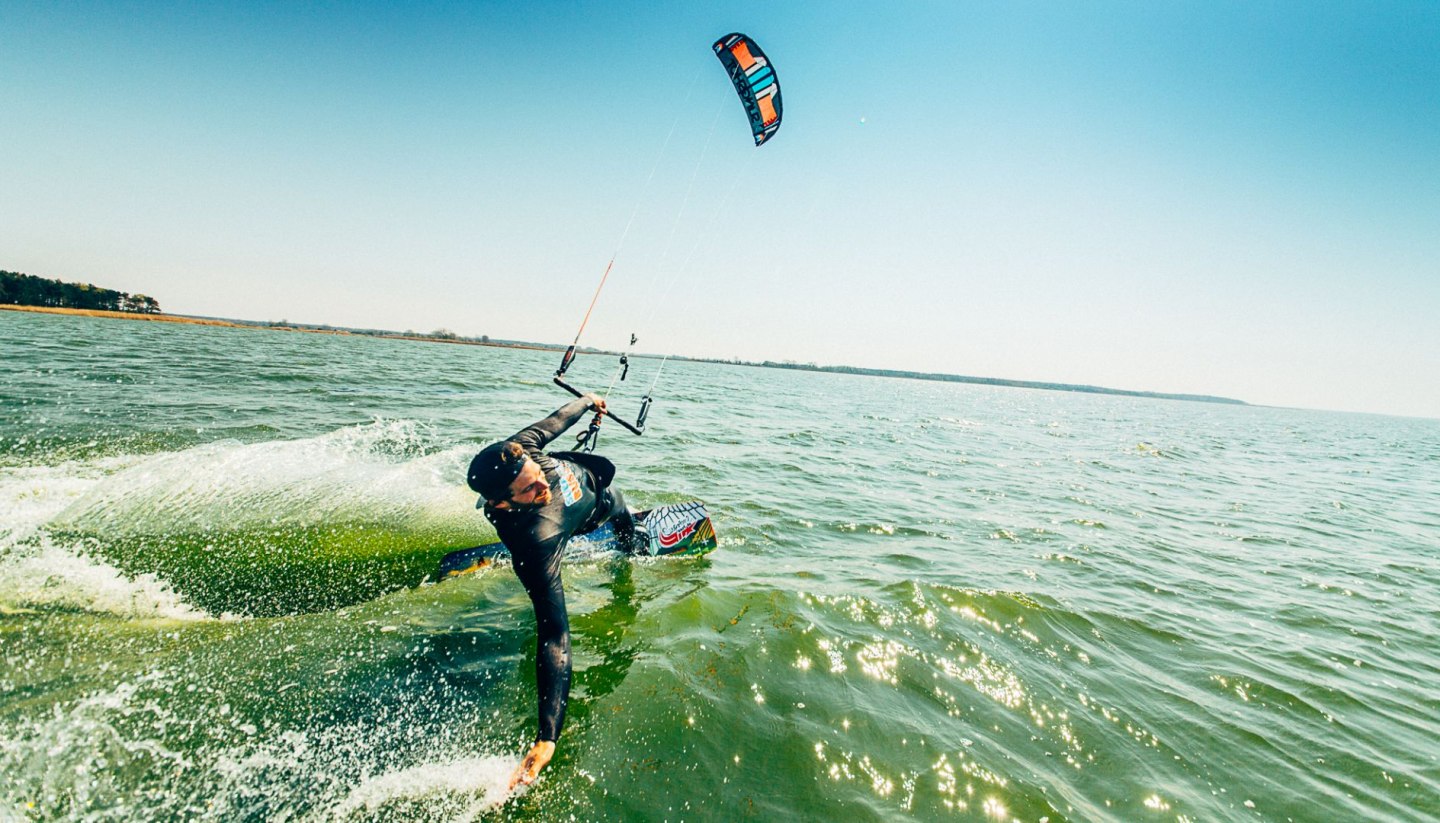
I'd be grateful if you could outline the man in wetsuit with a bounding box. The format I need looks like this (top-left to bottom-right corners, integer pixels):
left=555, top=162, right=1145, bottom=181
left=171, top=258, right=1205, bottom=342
left=466, top=394, right=640, bottom=790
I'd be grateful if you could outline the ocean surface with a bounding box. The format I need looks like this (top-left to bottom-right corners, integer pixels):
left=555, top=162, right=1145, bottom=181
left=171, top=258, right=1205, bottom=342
left=2, top=310, right=1437, bottom=822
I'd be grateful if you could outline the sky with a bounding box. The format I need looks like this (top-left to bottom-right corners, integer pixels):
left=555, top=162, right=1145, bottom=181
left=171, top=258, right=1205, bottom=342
left=2, top=1, right=1437, bottom=418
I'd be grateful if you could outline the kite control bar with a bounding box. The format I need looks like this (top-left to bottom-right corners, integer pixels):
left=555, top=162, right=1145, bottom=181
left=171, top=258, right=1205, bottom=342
left=553, top=376, right=645, bottom=436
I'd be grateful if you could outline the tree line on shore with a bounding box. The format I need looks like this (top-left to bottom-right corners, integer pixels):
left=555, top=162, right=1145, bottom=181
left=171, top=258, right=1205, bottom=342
left=1, top=270, right=161, bottom=314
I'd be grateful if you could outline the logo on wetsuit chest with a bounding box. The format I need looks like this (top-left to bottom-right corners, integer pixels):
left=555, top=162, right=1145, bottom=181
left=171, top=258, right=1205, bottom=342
left=556, top=462, right=583, bottom=506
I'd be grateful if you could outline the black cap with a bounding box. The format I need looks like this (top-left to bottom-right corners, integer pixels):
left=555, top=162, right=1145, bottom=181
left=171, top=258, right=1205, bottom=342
left=467, top=442, right=525, bottom=504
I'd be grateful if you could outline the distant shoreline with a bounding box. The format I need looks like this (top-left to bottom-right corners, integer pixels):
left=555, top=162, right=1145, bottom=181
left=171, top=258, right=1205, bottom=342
left=2, top=303, right=1247, bottom=406
left=3, top=304, right=242, bottom=327
left=4, top=305, right=573, bottom=351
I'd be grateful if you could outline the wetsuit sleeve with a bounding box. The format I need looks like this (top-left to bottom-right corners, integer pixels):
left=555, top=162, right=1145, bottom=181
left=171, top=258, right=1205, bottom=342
left=509, top=397, right=597, bottom=452
left=510, top=536, right=572, bottom=743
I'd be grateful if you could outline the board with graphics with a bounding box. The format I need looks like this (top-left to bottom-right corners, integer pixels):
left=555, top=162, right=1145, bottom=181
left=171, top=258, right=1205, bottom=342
left=438, top=500, right=717, bottom=578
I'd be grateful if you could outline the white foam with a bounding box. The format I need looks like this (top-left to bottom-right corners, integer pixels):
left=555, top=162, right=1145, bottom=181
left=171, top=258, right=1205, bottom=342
left=321, top=756, right=520, bottom=821
left=0, top=456, right=210, bottom=620
left=49, top=420, right=476, bottom=536
left=0, top=457, right=127, bottom=543
left=0, top=673, right=193, bottom=817
left=2, top=670, right=520, bottom=821
left=0, top=420, right=478, bottom=620
left=204, top=724, right=522, bottom=821
left=0, top=534, right=210, bottom=621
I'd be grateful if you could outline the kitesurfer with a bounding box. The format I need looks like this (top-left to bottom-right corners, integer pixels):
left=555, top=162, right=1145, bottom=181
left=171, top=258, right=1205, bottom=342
left=466, top=394, right=640, bottom=789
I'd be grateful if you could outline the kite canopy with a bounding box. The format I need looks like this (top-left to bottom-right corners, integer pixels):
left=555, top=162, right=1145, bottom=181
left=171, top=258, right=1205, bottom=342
left=713, top=33, right=783, bottom=146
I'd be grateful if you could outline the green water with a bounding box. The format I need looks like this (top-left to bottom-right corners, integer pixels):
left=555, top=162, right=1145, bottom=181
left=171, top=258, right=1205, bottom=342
left=2, top=311, right=1438, bottom=821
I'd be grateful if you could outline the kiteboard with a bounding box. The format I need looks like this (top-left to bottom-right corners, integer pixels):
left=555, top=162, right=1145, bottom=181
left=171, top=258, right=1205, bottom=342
left=438, top=500, right=717, bottom=578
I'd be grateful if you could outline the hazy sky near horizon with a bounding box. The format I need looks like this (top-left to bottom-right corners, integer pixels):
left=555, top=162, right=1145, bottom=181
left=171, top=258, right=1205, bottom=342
left=3, top=2, right=1437, bottom=418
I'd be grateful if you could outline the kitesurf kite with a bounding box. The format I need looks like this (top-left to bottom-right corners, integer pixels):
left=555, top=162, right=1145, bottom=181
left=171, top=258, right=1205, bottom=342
left=713, top=33, right=783, bottom=146
left=549, top=32, right=785, bottom=452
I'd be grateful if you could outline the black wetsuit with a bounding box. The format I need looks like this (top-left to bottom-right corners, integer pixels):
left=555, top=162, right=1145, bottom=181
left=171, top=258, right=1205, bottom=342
left=482, top=397, right=635, bottom=743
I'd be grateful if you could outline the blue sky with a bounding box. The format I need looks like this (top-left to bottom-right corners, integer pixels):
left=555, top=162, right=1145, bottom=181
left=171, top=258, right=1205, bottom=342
left=3, top=2, right=1437, bottom=417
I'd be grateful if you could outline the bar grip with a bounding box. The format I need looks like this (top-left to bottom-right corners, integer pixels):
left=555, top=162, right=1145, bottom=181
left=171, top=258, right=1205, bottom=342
left=553, top=377, right=644, bottom=436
